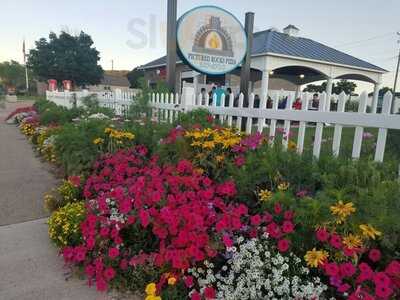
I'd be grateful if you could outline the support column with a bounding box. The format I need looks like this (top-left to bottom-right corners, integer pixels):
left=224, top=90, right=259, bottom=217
left=295, top=85, right=301, bottom=99
left=257, top=69, right=270, bottom=132
left=371, top=82, right=381, bottom=113
left=260, top=69, right=270, bottom=107
left=325, top=77, right=333, bottom=111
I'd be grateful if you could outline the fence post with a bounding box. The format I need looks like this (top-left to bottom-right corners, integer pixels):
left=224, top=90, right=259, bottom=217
left=312, top=92, right=326, bottom=159
left=374, top=92, right=392, bottom=162
left=182, top=87, right=195, bottom=112
left=351, top=92, right=368, bottom=159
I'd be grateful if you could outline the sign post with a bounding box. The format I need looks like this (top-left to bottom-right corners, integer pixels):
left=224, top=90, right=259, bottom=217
left=166, top=0, right=177, bottom=92
left=240, top=12, right=254, bottom=98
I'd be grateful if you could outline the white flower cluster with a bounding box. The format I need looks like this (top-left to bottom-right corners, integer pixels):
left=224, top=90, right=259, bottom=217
left=106, top=197, right=127, bottom=224
left=87, top=113, right=109, bottom=120
left=189, top=234, right=327, bottom=300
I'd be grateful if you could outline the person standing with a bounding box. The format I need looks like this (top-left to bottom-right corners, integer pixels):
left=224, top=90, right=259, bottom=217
left=310, top=93, right=320, bottom=110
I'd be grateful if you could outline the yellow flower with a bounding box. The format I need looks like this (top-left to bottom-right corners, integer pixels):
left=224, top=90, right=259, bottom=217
left=343, top=234, right=363, bottom=249
left=258, top=189, right=273, bottom=202
left=123, top=132, right=135, bottom=140
left=278, top=182, right=290, bottom=192
left=194, top=168, right=204, bottom=175
left=215, top=155, right=225, bottom=163
left=93, top=138, right=104, bottom=145
left=359, top=224, right=382, bottom=240
left=288, top=140, right=297, bottom=150
left=191, top=141, right=202, bottom=147
left=202, top=141, right=215, bottom=149
left=167, top=277, right=177, bottom=285
left=330, top=201, right=356, bottom=222
left=145, top=296, right=161, bottom=300
left=145, top=283, right=157, bottom=296
left=304, top=248, right=329, bottom=268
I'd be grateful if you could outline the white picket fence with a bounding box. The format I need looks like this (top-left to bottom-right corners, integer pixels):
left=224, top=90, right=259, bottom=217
left=149, top=90, right=400, bottom=164
left=45, top=88, right=400, bottom=165
left=46, top=90, right=137, bottom=116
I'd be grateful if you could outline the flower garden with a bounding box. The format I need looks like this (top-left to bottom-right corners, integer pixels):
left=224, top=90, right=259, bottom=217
left=6, top=98, right=400, bottom=300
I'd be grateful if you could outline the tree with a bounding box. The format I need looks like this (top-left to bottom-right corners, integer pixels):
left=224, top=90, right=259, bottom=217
left=303, top=82, right=327, bottom=93
left=333, top=80, right=357, bottom=95
left=0, top=60, right=31, bottom=90
left=303, top=80, right=357, bottom=95
left=27, top=31, right=103, bottom=87
left=127, top=68, right=144, bottom=88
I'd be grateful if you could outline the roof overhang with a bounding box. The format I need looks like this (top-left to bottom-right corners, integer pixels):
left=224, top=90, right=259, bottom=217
left=253, top=52, right=388, bottom=74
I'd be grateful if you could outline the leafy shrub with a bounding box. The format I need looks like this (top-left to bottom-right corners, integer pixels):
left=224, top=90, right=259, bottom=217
left=81, top=95, right=115, bottom=117
left=123, top=120, right=172, bottom=154
left=48, top=202, right=86, bottom=247
left=44, top=176, right=82, bottom=212
left=174, top=108, right=214, bottom=129
left=54, top=119, right=110, bottom=175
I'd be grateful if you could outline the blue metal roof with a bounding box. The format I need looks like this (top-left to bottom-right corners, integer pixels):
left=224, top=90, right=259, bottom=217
left=139, top=29, right=386, bottom=72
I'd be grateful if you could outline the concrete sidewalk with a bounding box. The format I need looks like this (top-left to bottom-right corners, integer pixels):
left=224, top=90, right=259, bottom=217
left=0, top=218, right=116, bottom=300
left=0, top=101, right=57, bottom=226
left=0, top=102, right=139, bottom=300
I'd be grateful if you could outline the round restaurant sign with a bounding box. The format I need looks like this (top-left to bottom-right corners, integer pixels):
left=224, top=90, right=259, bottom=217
left=177, top=6, right=247, bottom=75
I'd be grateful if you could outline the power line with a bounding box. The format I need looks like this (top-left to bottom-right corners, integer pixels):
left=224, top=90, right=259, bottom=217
left=334, top=32, right=396, bottom=48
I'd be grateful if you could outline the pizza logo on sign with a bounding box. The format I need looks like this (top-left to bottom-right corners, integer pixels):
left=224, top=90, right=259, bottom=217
left=192, top=16, right=234, bottom=58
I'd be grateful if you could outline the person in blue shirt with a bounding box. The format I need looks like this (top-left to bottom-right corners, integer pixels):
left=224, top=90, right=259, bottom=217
left=212, top=84, right=225, bottom=107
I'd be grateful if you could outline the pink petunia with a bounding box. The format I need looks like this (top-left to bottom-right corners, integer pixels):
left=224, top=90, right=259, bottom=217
left=103, top=267, right=116, bottom=281
left=277, top=239, right=290, bottom=253
left=340, top=262, right=356, bottom=277
left=329, top=233, right=342, bottom=249
left=316, top=228, right=330, bottom=242
left=222, top=235, right=234, bottom=248
left=274, top=203, right=282, bottom=215
left=184, top=276, right=194, bottom=288
left=368, top=249, right=381, bottom=262
left=191, top=291, right=201, bottom=300
left=204, top=286, right=216, bottom=299
left=108, top=247, right=120, bottom=260
left=250, top=214, right=262, bottom=226
left=325, top=262, right=340, bottom=277
left=282, top=221, right=294, bottom=234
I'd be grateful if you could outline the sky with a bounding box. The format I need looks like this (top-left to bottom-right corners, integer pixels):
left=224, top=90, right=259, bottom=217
left=1, top=0, right=399, bottom=93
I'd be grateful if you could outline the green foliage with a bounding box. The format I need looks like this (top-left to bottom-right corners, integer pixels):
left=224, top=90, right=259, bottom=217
left=81, top=94, right=115, bottom=117
left=174, top=108, right=213, bottom=129
left=128, top=78, right=171, bottom=121
left=33, top=98, right=83, bottom=125
left=54, top=119, right=110, bottom=176
left=387, top=129, right=400, bottom=157
left=48, top=202, right=86, bottom=247
left=126, top=68, right=144, bottom=88
left=0, top=60, right=33, bottom=91
left=303, top=79, right=357, bottom=95
left=228, top=144, right=319, bottom=207
left=128, top=78, right=152, bottom=120
left=160, top=282, right=188, bottom=300
left=27, top=31, right=103, bottom=87
left=228, top=142, right=400, bottom=253
left=123, top=120, right=172, bottom=153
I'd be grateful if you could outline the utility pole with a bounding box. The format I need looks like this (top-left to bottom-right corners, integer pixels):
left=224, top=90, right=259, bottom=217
left=239, top=12, right=255, bottom=100
left=23, top=39, right=29, bottom=92
left=111, top=59, right=114, bottom=71
left=392, top=32, right=400, bottom=114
